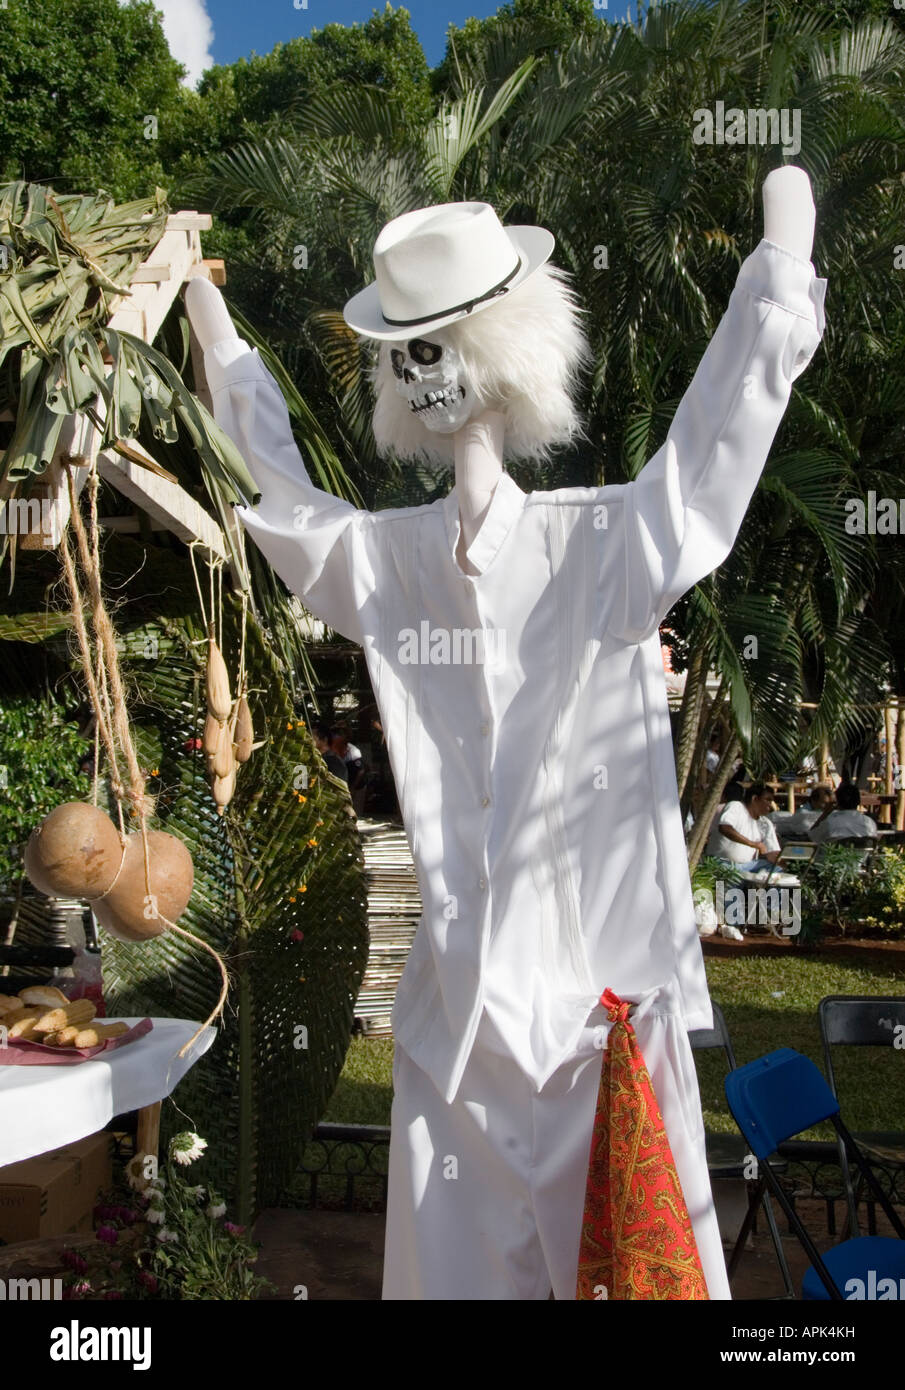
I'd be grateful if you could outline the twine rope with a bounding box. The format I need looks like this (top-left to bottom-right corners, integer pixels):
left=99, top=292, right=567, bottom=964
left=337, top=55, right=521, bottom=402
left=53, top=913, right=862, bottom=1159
left=60, top=460, right=228, bottom=1057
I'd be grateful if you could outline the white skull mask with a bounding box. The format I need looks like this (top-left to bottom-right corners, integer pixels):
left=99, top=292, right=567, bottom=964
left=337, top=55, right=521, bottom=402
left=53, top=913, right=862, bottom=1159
left=389, top=334, right=476, bottom=434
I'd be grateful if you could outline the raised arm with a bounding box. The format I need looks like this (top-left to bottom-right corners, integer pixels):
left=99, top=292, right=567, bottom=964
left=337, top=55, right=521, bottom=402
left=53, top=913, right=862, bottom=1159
left=611, top=168, right=826, bottom=644
left=185, top=278, right=370, bottom=645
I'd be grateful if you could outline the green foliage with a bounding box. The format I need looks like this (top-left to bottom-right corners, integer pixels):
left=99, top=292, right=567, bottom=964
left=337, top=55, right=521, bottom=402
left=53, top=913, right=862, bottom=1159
left=0, top=689, right=89, bottom=895
left=859, top=845, right=905, bottom=932
left=798, top=842, right=905, bottom=938
left=211, top=6, right=431, bottom=129
left=0, top=0, right=185, bottom=200
left=0, top=181, right=260, bottom=585
left=143, top=1133, right=269, bottom=1300
left=164, top=7, right=433, bottom=206
left=801, top=842, right=872, bottom=930
left=196, top=0, right=905, bottom=790
left=700, top=952, right=905, bottom=1137
left=691, top=854, right=745, bottom=897
left=91, top=535, right=368, bottom=1224
left=62, top=1131, right=272, bottom=1301
left=434, top=0, right=599, bottom=95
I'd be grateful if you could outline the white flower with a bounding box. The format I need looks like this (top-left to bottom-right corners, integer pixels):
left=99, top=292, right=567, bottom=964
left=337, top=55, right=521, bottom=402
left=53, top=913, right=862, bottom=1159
left=156, top=1228, right=179, bottom=1244
left=145, top=1203, right=165, bottom=1225
left=186, top=1184, right=206, bottom=1202
left=208, top=1202, right=226, bottom=1219
left=125, top=1155, right=146, bottom=1191
left=127, top=1155, right=164, bottom=1192
left=170, top=1132, right=207, bottom=1166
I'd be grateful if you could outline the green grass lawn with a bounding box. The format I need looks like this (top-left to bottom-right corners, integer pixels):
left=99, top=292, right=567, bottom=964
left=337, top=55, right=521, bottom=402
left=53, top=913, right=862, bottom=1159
left=323, top=952, right=905, bottom=1141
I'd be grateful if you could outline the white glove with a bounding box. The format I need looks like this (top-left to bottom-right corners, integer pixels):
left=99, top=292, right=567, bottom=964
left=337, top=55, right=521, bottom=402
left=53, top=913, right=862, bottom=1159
left=762, top=166, right=816, bottom=262
left=184, top=276, right=238, bottom=351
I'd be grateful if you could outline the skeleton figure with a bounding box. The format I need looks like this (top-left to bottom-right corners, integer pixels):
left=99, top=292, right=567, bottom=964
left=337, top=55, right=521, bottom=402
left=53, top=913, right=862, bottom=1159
left=388, top=335, right=473, bottom=434
left=186, top=174, right=823, bottom=1302
left=369, top=255, right=589, bottom=473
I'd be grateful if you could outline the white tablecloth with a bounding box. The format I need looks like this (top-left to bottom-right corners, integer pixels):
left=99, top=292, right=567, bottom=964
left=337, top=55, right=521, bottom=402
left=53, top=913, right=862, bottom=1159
left=0, top=1017, right=216, bottom=1166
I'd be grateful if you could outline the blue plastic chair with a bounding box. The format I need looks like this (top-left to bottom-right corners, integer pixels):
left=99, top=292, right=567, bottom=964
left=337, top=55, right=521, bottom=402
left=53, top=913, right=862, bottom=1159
left=724, top=1049, right=905, bottom=1300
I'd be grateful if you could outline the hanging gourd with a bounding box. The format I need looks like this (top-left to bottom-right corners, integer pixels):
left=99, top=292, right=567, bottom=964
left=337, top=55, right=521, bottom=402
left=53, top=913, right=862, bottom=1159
left=21, top=458, right=229, bottom=1057
left=204, top=712, right=234, bottom=780
left=24, top=801, right=122, bottom=899
left=196, top=581, right=260, bottom=814
left=92, top=830, right=195, bottom=942
left=233, top=679, right=254, bottom=764
left=205, top=623, right=232, bottom=721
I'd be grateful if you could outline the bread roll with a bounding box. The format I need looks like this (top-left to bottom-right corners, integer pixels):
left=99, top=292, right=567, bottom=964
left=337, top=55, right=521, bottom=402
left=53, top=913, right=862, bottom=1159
left=19, top=985, right=69, bottom=1007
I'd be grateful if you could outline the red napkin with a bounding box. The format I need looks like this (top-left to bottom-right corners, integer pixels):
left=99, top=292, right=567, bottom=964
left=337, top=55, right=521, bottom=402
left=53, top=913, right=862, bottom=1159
left=575, top=988, right=709, bottom=1300
left=0, top=1017, right=153, bottom=1066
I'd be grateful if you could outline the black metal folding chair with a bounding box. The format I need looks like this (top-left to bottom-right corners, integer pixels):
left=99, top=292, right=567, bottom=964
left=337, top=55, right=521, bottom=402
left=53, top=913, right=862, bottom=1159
left=689, top=1002, right=795, bottom=1297
left=818, top=995, right=905, bottom=1238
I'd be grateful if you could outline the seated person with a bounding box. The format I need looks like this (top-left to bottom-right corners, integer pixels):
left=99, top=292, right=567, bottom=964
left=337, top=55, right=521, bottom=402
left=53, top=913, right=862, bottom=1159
left=312, top=723, right=350, bottom=783
left=713, top=782, right=782, bottom=871
left=771, top=783, right=833, bottom=839
left=809, top=782, right=878, bottom=843
left=704, top=780, right=745, bottom=857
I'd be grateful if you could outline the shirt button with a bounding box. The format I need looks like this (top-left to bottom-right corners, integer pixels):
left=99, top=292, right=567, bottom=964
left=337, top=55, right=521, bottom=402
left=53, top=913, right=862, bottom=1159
left=480, top=721, right=490, bottom=736
left=480, top=796, right=490, bottom=807
left=478, top=876, right=487, bottom=890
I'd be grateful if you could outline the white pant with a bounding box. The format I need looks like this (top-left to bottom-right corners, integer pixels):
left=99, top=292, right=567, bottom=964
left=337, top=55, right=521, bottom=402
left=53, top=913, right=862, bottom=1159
left=382, top=989, right=731, bottom=1300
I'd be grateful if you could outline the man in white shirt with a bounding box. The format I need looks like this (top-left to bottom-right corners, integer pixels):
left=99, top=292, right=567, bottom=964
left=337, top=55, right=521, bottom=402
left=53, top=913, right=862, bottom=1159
left=715, top=784, right=782, bottom=870
left=809, top=783, right=878, bottom=843
left=771, top=783, right=833, bottom=839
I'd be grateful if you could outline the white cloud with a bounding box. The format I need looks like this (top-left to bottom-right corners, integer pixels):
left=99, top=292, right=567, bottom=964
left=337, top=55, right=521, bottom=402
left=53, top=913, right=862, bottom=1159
left=153, top=0, right=215, bottom=87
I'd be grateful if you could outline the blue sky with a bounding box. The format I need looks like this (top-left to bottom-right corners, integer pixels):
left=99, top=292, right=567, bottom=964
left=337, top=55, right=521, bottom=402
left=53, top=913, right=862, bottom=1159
left=153, top=1, right=636, bottom=86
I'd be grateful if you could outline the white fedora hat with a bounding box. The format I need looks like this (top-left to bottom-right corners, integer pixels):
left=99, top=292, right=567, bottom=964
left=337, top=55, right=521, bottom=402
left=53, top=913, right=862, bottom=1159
left=342, top=201, right=555, bottom=341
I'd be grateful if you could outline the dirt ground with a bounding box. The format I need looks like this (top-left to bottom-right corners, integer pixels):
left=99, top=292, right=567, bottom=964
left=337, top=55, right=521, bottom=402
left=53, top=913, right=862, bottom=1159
left=251, top=1195, right=899, bottom=1300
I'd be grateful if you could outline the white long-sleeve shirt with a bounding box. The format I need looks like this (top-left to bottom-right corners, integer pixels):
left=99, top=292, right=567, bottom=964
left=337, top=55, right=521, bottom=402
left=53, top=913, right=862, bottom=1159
left=809, top=809, right=877, bottom=843
left=206, top=239, right=826, bottom=1104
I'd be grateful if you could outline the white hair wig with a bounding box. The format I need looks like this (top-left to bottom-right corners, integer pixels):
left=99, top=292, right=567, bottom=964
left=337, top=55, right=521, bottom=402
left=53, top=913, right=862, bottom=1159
left=370, top=261, right=591, bottom=469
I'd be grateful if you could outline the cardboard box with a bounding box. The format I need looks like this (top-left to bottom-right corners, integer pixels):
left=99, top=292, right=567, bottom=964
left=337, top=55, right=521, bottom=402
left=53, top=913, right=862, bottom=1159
left=0, top=1132, right=113, bottom=1243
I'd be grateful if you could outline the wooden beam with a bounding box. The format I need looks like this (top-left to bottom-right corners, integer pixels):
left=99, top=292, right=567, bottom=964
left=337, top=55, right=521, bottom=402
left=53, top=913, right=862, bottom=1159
left=98, top=515, right=171, bottom=533
left=96, top=440, right=227, bottom=561
left=11, top=212, right=235, bottom=568
left=135, top=1101, right=162, bottom=1169
left=129, top=264, right=173, bottom=284
left=16, top=409, right=101, bottom=550
left=185, top=258, right=226, bottom=287
left=105, top=215, right=209, bottom=342
left=165, top=213, right=213, bottom=231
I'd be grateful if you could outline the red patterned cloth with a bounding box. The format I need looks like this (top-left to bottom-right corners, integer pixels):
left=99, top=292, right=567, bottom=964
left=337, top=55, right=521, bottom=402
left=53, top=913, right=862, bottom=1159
left=575, top=988, right=709, bottom=1300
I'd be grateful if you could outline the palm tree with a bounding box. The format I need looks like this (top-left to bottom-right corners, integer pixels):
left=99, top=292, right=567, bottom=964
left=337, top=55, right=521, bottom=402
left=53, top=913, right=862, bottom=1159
left=188, top=0, right=905, bottom=865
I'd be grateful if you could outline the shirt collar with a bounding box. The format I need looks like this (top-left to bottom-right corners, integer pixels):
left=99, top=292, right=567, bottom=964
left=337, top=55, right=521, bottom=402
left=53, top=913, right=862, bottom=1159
left=442, top=472, right=527, bottom=576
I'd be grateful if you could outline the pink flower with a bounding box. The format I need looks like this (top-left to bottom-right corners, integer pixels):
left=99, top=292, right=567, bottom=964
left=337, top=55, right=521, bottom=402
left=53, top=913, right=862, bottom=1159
left=137, top=1270, right=158, bottom=1294
left=104, top=1290, right=124, bottom=1300
left=96, top=1224, right=118, bottom=1245
left=291, top=929, right=304, bottom=942
left=223, top=1221, right=246, bottom=1237
left=61, top=1249, right=88, bottom=1273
